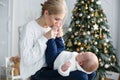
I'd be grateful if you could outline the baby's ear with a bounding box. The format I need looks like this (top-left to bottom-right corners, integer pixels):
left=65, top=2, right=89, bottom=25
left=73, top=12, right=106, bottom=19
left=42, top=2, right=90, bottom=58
left=78, top=61, right=82, bottom=65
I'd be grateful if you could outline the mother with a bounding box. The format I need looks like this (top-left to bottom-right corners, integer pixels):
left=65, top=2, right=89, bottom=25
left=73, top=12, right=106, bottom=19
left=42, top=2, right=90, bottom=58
left=20, top=0, right=96, bottom=80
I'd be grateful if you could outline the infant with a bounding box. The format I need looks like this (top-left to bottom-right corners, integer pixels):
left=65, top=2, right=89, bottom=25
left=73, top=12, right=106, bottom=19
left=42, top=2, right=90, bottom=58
left=54, top=51, right=99, bottom=76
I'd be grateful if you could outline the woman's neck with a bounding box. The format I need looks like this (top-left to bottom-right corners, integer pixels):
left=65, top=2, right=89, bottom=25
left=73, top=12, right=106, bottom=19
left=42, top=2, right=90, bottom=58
left=36, top=17, right=48, bottom=28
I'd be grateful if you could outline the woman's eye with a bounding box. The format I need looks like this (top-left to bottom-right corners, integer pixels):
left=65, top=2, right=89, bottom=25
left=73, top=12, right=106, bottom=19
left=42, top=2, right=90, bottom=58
left=55, top=18, right=60, bottom=21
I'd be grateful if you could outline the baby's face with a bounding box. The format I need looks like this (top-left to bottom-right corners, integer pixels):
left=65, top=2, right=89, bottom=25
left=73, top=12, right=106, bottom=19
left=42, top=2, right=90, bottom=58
left=77, top=52, right=87, bottom=64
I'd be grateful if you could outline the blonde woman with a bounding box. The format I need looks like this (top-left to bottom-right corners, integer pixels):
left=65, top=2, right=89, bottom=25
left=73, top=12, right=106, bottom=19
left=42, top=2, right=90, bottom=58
left=20, top=0, right=96, bottom=80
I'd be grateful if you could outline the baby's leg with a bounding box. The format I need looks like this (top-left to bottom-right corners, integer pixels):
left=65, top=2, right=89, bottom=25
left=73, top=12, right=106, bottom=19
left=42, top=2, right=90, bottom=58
left=45, top=39, right=58, bottom=69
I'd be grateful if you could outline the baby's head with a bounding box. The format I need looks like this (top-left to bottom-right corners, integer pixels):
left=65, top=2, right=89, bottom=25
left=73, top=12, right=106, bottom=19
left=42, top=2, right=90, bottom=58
left=76, top=52, right=99, bottom=72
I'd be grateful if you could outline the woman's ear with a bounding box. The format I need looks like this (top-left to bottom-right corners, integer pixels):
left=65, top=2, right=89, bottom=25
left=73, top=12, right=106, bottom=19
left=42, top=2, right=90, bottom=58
left=44, top=10, right=49, bottom=16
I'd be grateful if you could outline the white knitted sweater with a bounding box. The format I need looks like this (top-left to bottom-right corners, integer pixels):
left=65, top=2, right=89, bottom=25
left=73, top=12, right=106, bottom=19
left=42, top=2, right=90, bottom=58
left=20, top=20, right=50, bottom=79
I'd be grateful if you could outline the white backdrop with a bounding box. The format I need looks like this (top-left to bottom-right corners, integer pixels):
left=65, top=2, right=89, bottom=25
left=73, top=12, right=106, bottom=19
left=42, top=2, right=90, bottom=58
left=0, top=0, right=13, bottom=66
left=11, top=0, right=44, bottom=56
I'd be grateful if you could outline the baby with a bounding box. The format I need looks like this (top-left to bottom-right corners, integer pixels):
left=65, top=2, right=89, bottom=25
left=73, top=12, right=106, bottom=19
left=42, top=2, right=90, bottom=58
left=54, top=51, right=99, bottom=76
left=45, top=27, right=99, bottom=77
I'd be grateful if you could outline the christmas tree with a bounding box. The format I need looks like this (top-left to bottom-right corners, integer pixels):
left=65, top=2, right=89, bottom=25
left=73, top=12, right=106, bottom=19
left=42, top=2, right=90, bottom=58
left=64, top=0, right=120, bottom=79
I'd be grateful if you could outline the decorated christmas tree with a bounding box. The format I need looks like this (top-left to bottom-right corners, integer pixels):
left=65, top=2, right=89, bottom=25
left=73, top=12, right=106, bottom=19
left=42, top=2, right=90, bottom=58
left=64, top=0, right=120, bottom=79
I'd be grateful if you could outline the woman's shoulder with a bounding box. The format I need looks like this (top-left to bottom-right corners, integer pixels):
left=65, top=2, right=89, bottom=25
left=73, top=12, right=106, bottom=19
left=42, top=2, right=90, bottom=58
left=25, top=20, right=36, bottom=28
left=18, top=20, right=36, bottom=37
left=22, top=20, right=37, bottom=31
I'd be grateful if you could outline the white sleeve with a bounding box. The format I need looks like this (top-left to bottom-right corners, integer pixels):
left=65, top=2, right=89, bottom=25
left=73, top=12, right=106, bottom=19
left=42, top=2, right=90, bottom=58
left=20, top=26, right=48, bottom=66
left=58, top=63, right=71, bottom=77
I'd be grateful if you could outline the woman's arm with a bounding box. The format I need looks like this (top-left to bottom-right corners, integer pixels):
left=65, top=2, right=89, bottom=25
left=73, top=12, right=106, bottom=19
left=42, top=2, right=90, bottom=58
left=20, top=25, right=48, bottom=66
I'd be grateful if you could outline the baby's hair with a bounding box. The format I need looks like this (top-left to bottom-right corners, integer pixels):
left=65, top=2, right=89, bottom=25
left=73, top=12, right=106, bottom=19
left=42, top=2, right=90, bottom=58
left=82, top=52, right=99, bottom=72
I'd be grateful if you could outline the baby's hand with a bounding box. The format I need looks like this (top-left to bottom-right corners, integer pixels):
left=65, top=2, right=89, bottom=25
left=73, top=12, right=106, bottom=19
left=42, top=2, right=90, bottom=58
left=44, top=27, right=58, bottom=39
left=54, top=22, right=63, bottom=38
left=51, top=27, right=58, bottom=38
left=57, top=27, right=63, bottom=38
left=61, top=61, right=71, bottom=72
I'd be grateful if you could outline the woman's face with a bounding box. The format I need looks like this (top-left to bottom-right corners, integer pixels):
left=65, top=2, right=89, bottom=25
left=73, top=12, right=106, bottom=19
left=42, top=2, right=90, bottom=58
left=45, top=11, right=65, bottom=28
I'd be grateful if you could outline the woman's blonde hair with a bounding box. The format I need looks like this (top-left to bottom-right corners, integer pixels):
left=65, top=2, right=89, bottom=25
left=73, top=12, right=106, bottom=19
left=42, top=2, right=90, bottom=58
left=41, top=0, right=67, bottom=15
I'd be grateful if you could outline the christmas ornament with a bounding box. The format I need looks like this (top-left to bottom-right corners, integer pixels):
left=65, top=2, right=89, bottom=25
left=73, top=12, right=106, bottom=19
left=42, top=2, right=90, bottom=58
left=107, top=58, right=111, bottom=62
left=85, top=4, right=88, bottom=10
left=74, top=40, right=77, bottom=45
left=101, top=77, right=105, bottom=80
left=67, top=39, right=72, bottom=47
left=83, top=32, right=86, bottom=35
left=100, top=62, right=104, bottom=67
left=87, top=31, right=91, bottom=35
left=76, top=48, right=80, bottom=52
left=80, top=47, right=84, bottom=50
left=81, top=1, right=84, bottom=4
left=104, top=49, right=108, bottom=54
left=87, top=15, right=91, bottom=19
left=91, top=0, right=94, bottom=2
left=95, top=11, right=99, bottom=17
left=77, top=42, right=81, bottom=46
left=99, top=58, right=102, bottom=62
left=103, top=42, right=107, bottom=46
left=71, top=35, right=74, bottom=38
left=76, top=20, right=80, bottom=24
left=97, top=0, right=101, bottom=5
left=79, top=13, right=83, bottom=17
left=93, top=24, right=99, bottom=30
left=68, top=28, right=72, bottom=32
left=94, top=42, right=98, bottom=45
left=105, top=64, right=110, bottom=69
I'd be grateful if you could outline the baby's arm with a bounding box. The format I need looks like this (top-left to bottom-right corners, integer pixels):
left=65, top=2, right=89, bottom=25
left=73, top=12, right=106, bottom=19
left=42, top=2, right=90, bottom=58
left=61, top=61, right=71, bottom=71
left=58, top=61, right=71, bottom=76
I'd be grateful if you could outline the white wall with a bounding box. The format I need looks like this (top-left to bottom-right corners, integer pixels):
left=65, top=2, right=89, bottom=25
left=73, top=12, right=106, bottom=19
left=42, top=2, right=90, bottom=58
left=116, top=0, right=120, bottom=64
left=65, top=0, right=76, bottom=26
left=102, top=0, right=120, bottom=64
left=101, top=0, right=118, bottom=48
left=0, top=0, right=9, bottom=66
left=11, top=0, right=44, bottom=56
left=0, top=0, right=13, bottom=66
